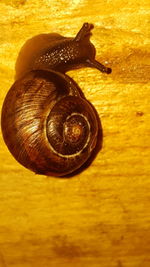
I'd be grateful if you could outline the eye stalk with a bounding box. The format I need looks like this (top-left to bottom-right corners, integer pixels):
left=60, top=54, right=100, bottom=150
left=74, top=22, right=112, bottom=74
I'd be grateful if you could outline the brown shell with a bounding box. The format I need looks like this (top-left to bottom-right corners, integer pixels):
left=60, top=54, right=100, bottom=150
left=1, top=70, right=98, bottom=176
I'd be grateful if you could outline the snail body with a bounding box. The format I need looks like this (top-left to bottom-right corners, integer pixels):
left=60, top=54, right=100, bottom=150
left=1, top=23, right=111, bottom=177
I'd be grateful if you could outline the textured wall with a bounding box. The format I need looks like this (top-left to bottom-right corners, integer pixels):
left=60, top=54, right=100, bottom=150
left=0, top=0, right=150, bottom=266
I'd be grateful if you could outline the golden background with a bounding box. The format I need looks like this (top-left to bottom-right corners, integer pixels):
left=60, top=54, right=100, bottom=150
left=0, top=0, right=150, bottom=266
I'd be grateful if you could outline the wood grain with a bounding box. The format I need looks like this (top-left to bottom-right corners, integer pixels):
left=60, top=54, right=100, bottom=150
left=0, top=0, right=150, bottom=266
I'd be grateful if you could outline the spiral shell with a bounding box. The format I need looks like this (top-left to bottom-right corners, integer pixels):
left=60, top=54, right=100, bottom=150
left=1, top=70, right=98, bottom=176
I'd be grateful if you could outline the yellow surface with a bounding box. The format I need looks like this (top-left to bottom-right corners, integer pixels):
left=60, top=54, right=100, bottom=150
left=0, top=0, right=150, bottom=266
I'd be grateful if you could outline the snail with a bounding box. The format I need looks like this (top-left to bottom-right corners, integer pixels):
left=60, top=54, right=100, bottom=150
left=1, top=23, right=112, bottom=177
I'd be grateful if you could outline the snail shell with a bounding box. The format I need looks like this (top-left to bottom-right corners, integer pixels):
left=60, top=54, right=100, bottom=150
left=1, top=23, right=111, bottom=177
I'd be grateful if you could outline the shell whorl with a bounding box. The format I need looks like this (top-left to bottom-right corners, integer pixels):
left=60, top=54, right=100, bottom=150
left=46, top=96, right=96, bottom=157
left=2, top=69, right=98, bottom=176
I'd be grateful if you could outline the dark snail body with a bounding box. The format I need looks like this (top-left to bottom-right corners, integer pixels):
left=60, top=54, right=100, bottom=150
left=1, top=23, right=111, bottom=177
left=15, top=23, right=111, bottom=79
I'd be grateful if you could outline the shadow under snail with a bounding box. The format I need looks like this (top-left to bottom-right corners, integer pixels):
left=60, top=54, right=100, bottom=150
left=1, top=23, right=112, bottom=177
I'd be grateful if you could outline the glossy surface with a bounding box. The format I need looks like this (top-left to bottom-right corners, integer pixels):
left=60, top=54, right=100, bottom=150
left=1, top=69, right=99, bottom=176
